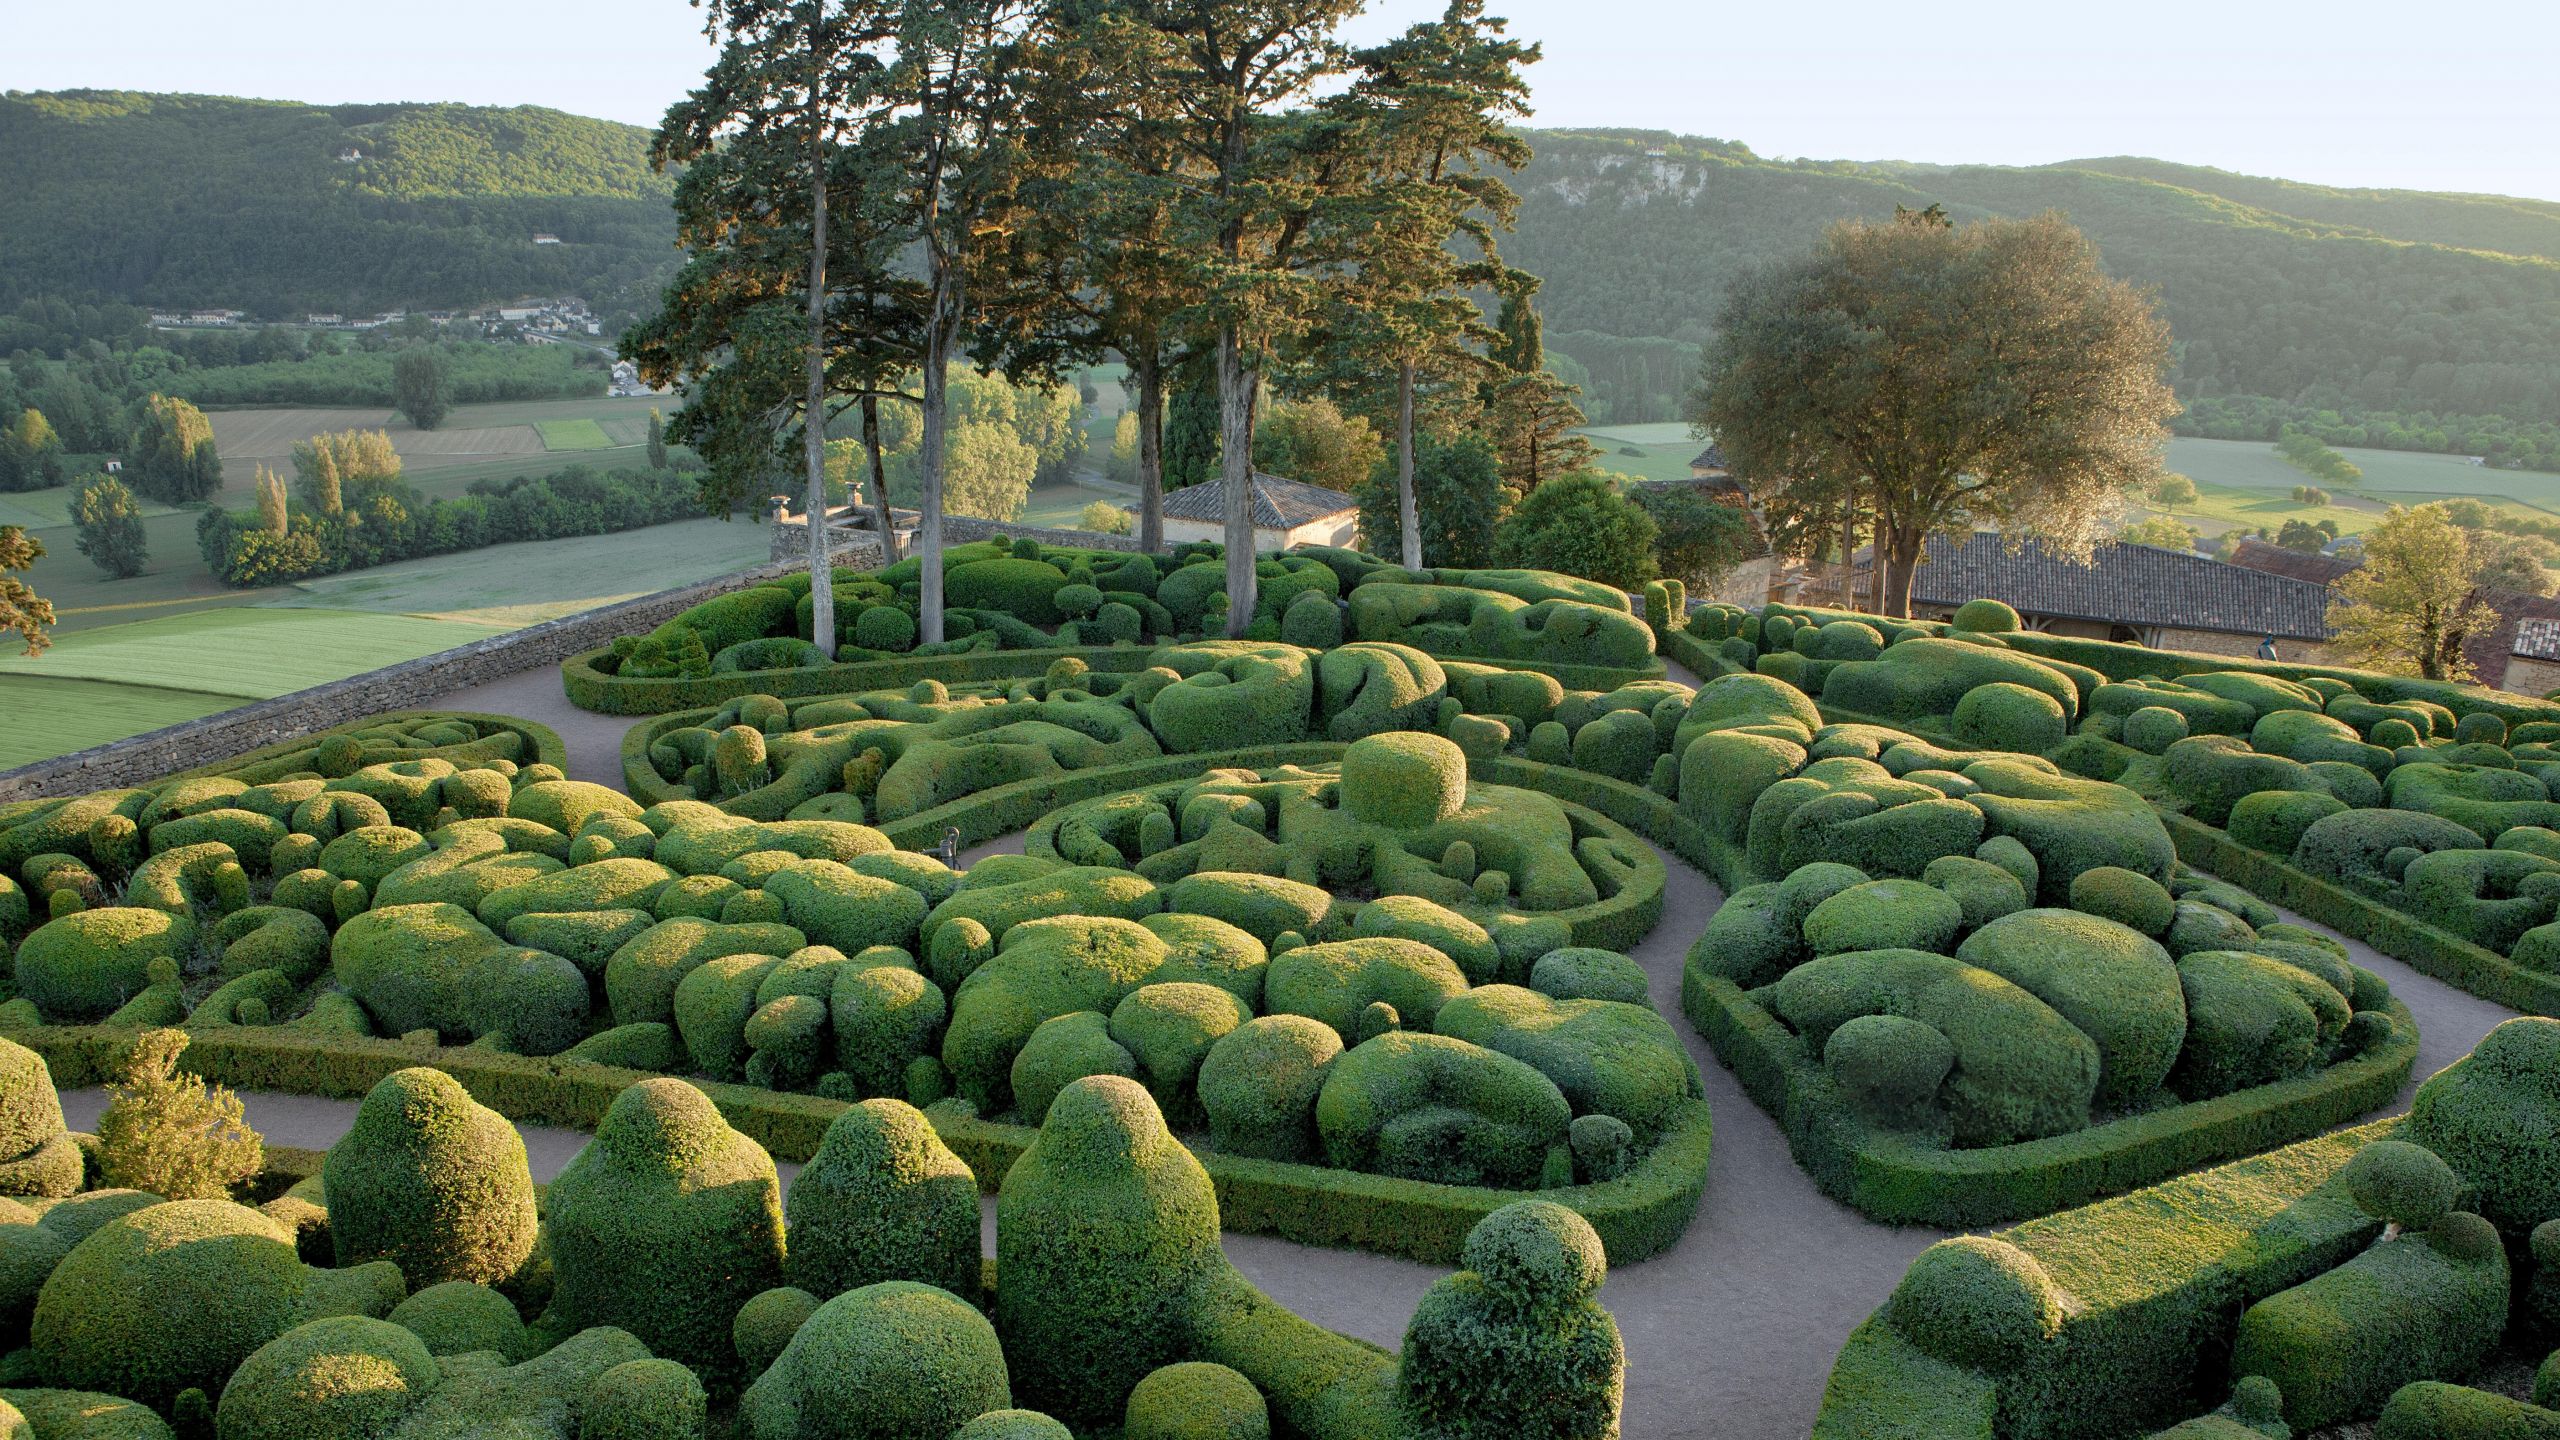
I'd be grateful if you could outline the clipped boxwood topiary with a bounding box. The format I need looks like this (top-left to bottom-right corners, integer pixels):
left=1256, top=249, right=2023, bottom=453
left=323, top=1067, right=538, bottom=1291
left=1951, top=599, right=2020, bottom=633
left=31, top=1199, right=316, bottom=1411
left=387, top=1280, right=532, bottom=1361
left=214, top=1315, right=438, bottom=1440
left=733, top=1286, right=821, bottom=1378
left=2065, top=865, right=2176, bottom=937
left=1884, top=1234, right=2064, bottom=1371
left=1397, top=1201, right=1621, bottom=1440
left=737, top=1280, right=1013, bottom=1440
left=584, top=1357, right=711, bottom=1440
left=2408, top=1017, right=2560, bottom=1236
left=1125, top=1361, right=1269, bottom=1440
left=1953, top=682, right=2067, bottom=754
left=996, top=1077, right=1224, bottom=1429
left=1197, top=1015, right=1343, bottom=1163
left=547, top=1078, right=785, bottom=1378
left=785, top=1099, right=981, bottom=1303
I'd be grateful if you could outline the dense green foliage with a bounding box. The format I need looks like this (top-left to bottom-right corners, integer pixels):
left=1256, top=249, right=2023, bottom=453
left=0, top=92, right=678, bottom=318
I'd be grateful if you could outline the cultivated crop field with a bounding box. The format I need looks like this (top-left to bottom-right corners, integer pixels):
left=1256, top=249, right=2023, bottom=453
left=270, top=516, right=775, bottom=627
left=534, top=418, right=615, bottom=451
left=1579, top=421, right=1702, bottom=482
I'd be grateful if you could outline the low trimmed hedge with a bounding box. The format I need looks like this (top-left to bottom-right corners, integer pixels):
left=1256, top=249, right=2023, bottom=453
left=8, top=1023, right=1709, bottom=1267
left=1014, top=748, right=1670, bottom=954
left=1814, top=1121, right=2394, bottom=1440
left=1682, top=965, right=2417, bottom=1226
left=563, top=643, right=1161, bottom=715
left=2163, top=811, right=2560, bottom=1016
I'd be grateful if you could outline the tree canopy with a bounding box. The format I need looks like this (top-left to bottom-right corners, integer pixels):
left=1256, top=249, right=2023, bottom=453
left=1693, top=208, right=2178, bottom=616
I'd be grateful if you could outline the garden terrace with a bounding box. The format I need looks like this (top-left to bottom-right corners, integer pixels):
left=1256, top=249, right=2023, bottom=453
left=563, top=537, right=1663, bottom=714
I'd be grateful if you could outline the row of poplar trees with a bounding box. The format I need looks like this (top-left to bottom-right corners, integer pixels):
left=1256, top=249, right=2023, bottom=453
left=627, top=0, right=1576, bottom=653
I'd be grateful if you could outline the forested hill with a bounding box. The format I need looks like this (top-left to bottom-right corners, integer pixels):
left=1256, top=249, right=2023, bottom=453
left=1508, top=129, right=2560, bottom=428
left=0, top=91, right=679, bottom=318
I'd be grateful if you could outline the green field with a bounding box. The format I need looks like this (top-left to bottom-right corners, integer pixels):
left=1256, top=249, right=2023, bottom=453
left=14, top=607, right=507, bottom=699
left=536, top=418, right=615, bottom=451
left=0, top=677, right=236, bottom=769
left=0, top=485, right=182, bottom=530
left=1577, top=423, right=1704, bottom=483
left=270, top=517, right=775, bottom=626
left=1019, top=481, right=1130, bottom=531
left=2166, top=436, right=2560, bottom=512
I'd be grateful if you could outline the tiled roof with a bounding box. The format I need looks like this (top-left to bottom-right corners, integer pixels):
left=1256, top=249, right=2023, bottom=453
left=2223, top=537, right=2359, bottom=585
left=2516, top=618, right=2560, bottom=663
left=1908, top=531, right=2335, bottom=640
left=1160, top=472, right=1356, bottom=529
left=1689, top=444, right=1727, bottom=471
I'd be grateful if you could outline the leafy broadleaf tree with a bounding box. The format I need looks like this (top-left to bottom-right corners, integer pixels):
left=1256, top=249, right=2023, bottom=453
left=646, top=409, right=669, bottom=470
left=71, top=474, right=148, bottom=578
left=1492, top=471, right=1658, bottom=589
left=2327, top=504, right=2499, bottom=681
left=124, top=394, right=222, bottom=504
left=0, top=525, right=56, bottom=656
left=392, top=349, right=451, bottom=430
left=1693, top=209, right=2178, bottom=616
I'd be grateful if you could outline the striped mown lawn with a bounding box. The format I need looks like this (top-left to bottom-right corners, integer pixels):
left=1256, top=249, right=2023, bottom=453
left=535, top=418, right=615, bottom=451
left=8, top=607, right=508, bottom=701
left=0, top=677, right=233, bottom=770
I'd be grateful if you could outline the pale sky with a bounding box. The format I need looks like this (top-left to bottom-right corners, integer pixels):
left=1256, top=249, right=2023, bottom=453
left=9, top=0, right=2557, bottom=201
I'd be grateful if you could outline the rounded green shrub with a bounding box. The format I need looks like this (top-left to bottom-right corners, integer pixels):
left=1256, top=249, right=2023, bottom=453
left=2066, top=865, right=2176, bottom=936
left=1315, top=1031, right=1572, bottom=1188
left=952, top=1411, right=1075, bottom=1439
left=1125, top=1362, right=1269, bottom=1440
left=2121, top=705, right=2192, bottom=756
left=2409, top=1017, right=2560, bottom=1236
left=2227, top=789, right=2348, bottom=858
left=1281, top=591, right=1342, bottom=650
left=32, top=1199, right=312, bottom=1410
left=733, top=1285, right=821, bottom=1377
left=14, top=908, right=195, bottom=1022
left=1198, top=1015, right=1343, bottom=1163
left=1953, top=682, right=2067, bottom=754
left=1826, top=1014, right=1956, bottom=1128
left=1951, top=599, right=2020, bottom=633
left=583, top=1357, right=710, bottom=1440
left=1885, top=1234, right=2063, bottom=1371
left=1527, top=948, right=1652, bottom=1007
left=1802, top=878, right=1963, bottom=957
left=785, top=1099, right=981, bottom=1303
left=324, top=1067, right=538, bottom=1290
left=214, top=1315, right=437, bottom=1440
left=1339, top=731, right=1469, bottom=831
left=547, top=1078, right=785, bottom=1377
left=1921, top=854, right=2029, bottom=931
left=1435, top=985, right=1701, bottom=1142
left=2171, top=950, right=2349, bottom=1099
left=387, top=1280, right=531, bottom=1360
left=1397, top=1201, right=1621, bottom=1440
left=1109, top=983, right=1250, bottom=1127
left=995, top=1077, right=1224, bottom=1429
left=737, top=1280, right=1012, bottom=1440
left=2342, top=1139, right=2460, bottom=1230
left=1350, top=896, right=1498, bottom=984
left=848, top=605, right=918, bottom=655
left=1264, top=937, right=1469, bottom=1042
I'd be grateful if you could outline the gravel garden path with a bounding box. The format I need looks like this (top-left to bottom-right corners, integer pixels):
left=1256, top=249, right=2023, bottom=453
left=51, top=653, right=2524, bottom=1437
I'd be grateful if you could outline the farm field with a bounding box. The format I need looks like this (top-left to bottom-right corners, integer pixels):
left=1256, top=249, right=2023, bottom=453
left=268, top=516, right=774, bottom=626
left=0, top=676, right=234, bottom=769
left=12, top=606, right=507, bottom=700
left=2167, top=435, right=2560, bottom=515
left=1580, top=422, right=1704, bottom=482
left=534, top=418, right=613, bottom=450
left=0, top=485, right=182, bottom=530
left=1018, top=480, right=1129, bottom=531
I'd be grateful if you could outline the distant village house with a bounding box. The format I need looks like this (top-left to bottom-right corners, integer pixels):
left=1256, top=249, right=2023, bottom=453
left=1159, top=473, right=1361, bottom=551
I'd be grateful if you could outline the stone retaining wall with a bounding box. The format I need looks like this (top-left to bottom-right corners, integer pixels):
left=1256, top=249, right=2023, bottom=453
left=0, top=562, right=802, bottom=802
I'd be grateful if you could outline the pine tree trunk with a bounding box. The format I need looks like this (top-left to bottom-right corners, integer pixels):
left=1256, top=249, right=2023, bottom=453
left=920, top=334, right=949, bottom=646
left=860, top=392, right=898, bottom=564
left=802, top=56, right=835, bottom=662
left=1838, top=492, right=1856, bottom=610
left=1218, top=326, right=1257, bottom=638
left=1396, top=359, right=1421, bottom=570
left=1135, top=351, right=1164, bottom=555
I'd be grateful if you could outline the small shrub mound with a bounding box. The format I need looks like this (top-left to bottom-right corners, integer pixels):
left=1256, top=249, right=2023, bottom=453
left=1883, top=1234, right=2065, bottom=1372
left=738, top=1281, right=1013, bottom=1440
left=1397, top=1201, right=1622, bottom=1440
left=324, top=1067, right=538, bottom=1290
